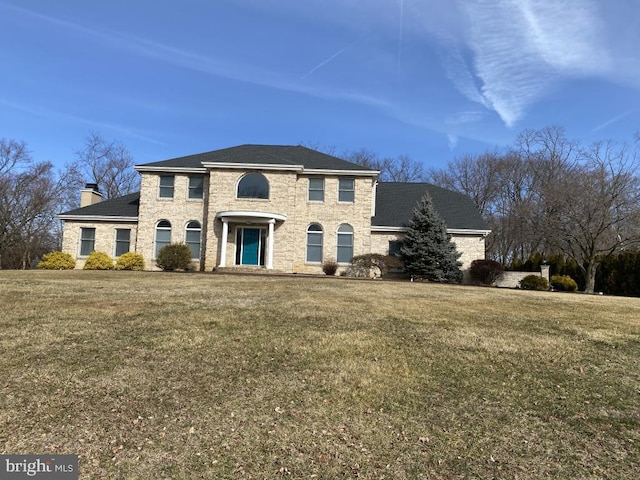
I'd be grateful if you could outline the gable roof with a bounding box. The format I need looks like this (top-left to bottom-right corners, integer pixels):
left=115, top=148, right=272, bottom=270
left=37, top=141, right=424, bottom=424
left=58, top=192, right=140, bottom=219
left=373, top=182, right=489, bottom=232
left=136, top=144, right=377, bottom=173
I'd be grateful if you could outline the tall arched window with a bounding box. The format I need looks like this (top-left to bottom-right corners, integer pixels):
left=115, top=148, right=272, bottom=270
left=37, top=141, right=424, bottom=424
left=185, top=221, right=202, bottom=259
left=155, top=220, right=172, bottom=257
left=336, top=224, right=354, bottom=263
left=306, top=223, right=323, bottom=263
left=237, top=173, right=269, bottom=199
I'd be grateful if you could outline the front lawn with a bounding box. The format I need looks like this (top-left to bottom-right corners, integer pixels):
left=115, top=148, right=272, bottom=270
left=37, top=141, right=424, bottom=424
left=1, top=271, right=638, bottom=479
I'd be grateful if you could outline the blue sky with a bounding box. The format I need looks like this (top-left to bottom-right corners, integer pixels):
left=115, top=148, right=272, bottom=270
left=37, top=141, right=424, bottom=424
left=1, top=0, right=640, bottom=172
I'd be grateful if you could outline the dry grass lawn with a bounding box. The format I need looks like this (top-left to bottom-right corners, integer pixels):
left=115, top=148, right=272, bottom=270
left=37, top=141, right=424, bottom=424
left=1, top=270, right=639, bottom=479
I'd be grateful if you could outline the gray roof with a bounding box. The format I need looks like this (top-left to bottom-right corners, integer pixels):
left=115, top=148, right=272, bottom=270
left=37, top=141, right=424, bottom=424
left=373, top=182, right=489, bottom=231
left=137, top=144, right=375, bottom=172
left=59, top=192, right=140, bottom=218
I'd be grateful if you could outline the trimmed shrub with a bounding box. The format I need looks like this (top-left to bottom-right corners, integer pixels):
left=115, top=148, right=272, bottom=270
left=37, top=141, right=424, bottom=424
left=115, top=252, right=145, bottom=271
left=550, top=275, right=578, bottom=292
left=470, top=259, right=504, bottom=285
left=37, top=251, right=76, bottom=270
left=519, top=274, right=549, bottom=291
left=156, top=243, right=193, bottom=271
left=322, top=258, right=338, bottom=276
left=83, top=251, right=114, bottom=270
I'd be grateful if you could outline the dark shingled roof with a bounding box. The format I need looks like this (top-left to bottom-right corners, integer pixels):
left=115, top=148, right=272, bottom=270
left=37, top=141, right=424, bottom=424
left=137, top=144, right=375, bottom=172
left=373, top=182, right=488, bottom=231
left=59, top=192, right=140, bottom=218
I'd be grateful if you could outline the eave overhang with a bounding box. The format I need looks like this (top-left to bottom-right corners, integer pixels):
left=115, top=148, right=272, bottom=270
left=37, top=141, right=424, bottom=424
left=371, top=225, right=491, bottom=236
left=56, top=215, right=139, bottom=223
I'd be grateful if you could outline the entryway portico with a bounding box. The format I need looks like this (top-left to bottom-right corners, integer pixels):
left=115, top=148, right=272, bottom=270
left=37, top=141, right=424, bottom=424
left=216, top=211, right=286, bottom=270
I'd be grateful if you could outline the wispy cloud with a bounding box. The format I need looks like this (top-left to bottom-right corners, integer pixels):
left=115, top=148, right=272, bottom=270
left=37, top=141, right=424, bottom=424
left=1, top=2, right=388, bottom=110
left=0, top=98, right=166, bottom=146
left=455, top=0, right=610, bottom=127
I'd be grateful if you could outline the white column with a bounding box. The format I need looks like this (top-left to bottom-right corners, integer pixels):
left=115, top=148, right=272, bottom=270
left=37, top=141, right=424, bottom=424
left=218, top=218, right=229, bottom=268
left=266, top=219, right=275, bottom=270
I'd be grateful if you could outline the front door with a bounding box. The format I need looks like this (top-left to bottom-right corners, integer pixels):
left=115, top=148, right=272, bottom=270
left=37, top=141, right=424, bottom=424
left=237, top=227, right=265, bottom=266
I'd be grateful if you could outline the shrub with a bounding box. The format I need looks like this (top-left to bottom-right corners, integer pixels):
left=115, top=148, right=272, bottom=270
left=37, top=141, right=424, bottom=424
left=519, top=274, right=549, bottom=291
left=83, top=251, right=114, bottom=270
left=550, top=274, right=578, bottom=292
left=322, top=258, right=338, bottom=276
left=470, top=259, right=504, bottom=285
left=156, top=243, right=193, bottom=271
left=115, top=252, right=145, bottom=271
left=37, top=251, right=76, bottom=270
left=344, top=253, right=403, bottom=278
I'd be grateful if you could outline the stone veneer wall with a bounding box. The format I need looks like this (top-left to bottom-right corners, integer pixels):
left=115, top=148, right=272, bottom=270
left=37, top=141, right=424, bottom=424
left=370, top=231, right=486, bottom=271
left=370, top=231, right=487, bottom=282
left=62, top=221, right=138, bottom=269
left=203, top=170, right=375, bottom=274
left=136, top=173, right=206, bottom=270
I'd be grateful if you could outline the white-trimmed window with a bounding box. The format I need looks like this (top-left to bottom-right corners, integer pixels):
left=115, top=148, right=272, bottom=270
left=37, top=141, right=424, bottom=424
left=159, top=175, right=175, bottom=198
left=308, top=177, right=324, bottom=202
left=155, top=220, right=171, bottom=257
left=306, top=223, right=323, bottom=263
left=185, top=221, right=202, bottom=259
left=336, top=224, right=353, bottom=263
left=79, top=227, right=96, bottom=256
left=338, top=178, right=355, bottom=203
left=114, top=229, right=131, bottom=257
left=237, top=173, right=269, bottom=199
left=188, top=176, right=204, bottom=199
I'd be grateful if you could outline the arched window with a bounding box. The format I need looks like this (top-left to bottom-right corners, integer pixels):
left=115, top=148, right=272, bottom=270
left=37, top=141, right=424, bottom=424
left=155, top=220, right=171, bottom=257
left=185, top=221, right=202, bottom=259
left=336, top=224, right=353, bottom=263
left=306, top=223, right=323, bottom=263
left=237, top=173, right=269, bottom=199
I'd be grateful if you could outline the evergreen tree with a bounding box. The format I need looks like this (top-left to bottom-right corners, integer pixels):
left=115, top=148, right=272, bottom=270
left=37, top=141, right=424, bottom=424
left=400, top=193, right=463, bottom=282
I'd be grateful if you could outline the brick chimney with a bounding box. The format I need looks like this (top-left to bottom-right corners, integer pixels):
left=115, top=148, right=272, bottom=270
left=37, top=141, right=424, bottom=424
left=80, top=183, right=103, bottom=207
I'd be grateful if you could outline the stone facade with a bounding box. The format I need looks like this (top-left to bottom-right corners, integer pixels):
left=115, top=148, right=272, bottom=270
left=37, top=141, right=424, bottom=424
left=61, top=221, right=138, bottom=269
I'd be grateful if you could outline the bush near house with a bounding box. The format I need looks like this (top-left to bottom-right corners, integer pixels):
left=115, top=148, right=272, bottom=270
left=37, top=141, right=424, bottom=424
left=36, top=251, right=76, bottom=270
left=322, top=258, right=338, bottom=276
left=469, top=259, right=504, bottom=285
left=342, top=253, right=403, bottom=278
left=519, top=274, right=549, bottom=291
left=156, top=243, right=193, bottom=271
left=115, top=252, right=145, bottom=271
left=550, top=275, right=578, bottom=292
left=83, top=251, right=114, bottom=270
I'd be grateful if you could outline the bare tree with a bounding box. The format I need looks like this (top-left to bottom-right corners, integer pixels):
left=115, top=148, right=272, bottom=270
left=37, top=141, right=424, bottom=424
left=73, top=132, right=139, bottom=199
left=344, top=149, right=427, bottom=182
left=540, top=140, right=640, bottom=292
left=0, top=138, right=72, bottom=268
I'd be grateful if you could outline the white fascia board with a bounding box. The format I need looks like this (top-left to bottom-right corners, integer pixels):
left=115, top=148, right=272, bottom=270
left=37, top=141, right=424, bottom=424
left=447, top=228, right=492, bottom=236
left=371, top=226, right=409, bottom=233
left=134, top=166, right=208, bottom=173
left=57, top=215, right=139, bottom=223
left=202, top=162, right=303, bottom=172
left=304, top=169, right=379, bottom=177
left=371, top=225, right=491, bottom=236
left=216, top=211, right=287, bottom=222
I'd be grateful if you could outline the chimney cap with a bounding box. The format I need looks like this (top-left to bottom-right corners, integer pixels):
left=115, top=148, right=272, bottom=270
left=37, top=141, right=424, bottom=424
left=83, top=182, right=100, bottom=192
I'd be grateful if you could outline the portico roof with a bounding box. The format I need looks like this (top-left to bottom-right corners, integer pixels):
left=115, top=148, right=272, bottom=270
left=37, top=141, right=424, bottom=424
left=216, top=211, right=287, bottom=223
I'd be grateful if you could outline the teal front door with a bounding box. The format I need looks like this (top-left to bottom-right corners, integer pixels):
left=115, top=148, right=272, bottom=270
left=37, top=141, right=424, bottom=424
left=237, top=228, right=265, bottom=266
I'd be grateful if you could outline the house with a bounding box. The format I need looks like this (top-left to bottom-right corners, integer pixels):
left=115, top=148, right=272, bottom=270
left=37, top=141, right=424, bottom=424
left=58, top=145, right=490, bottom=276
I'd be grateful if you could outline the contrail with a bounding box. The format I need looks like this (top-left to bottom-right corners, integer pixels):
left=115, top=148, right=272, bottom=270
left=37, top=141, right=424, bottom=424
left=298, top=38, right=360, bottom=83
left=397, top=0, right=404, bottom=86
